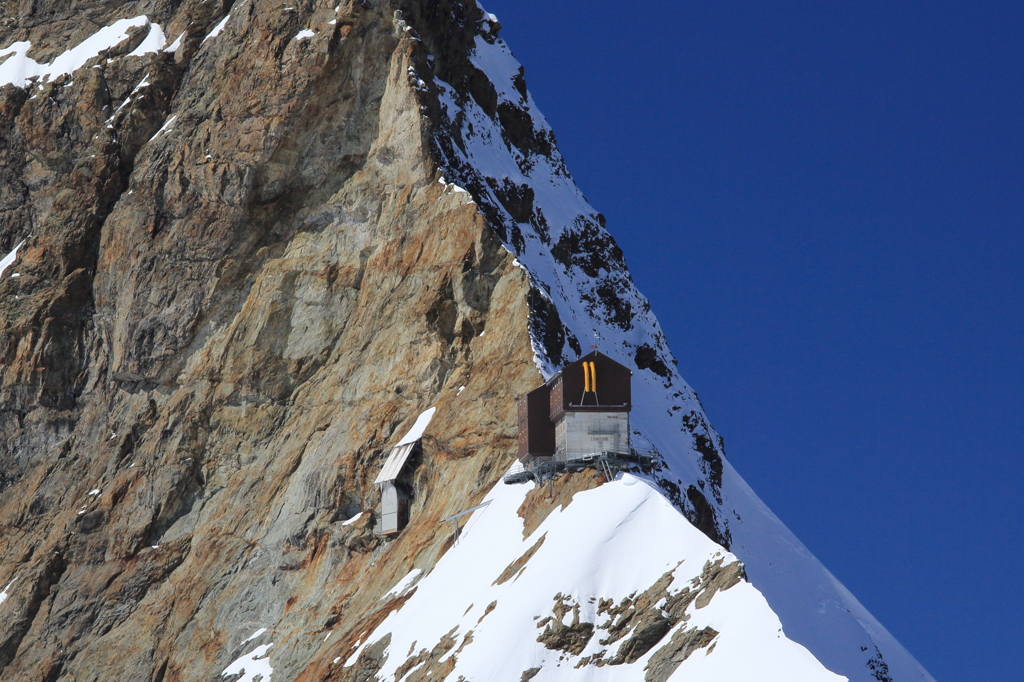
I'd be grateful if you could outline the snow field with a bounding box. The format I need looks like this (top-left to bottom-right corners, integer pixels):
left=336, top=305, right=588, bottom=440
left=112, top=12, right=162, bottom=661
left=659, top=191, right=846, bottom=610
left=347, top=473, right=842, bottom=681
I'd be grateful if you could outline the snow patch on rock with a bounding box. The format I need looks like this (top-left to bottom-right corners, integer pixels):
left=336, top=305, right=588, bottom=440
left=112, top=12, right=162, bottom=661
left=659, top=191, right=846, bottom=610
left=223, top=631, right=273, bottom=682
left=0, top=16, right=160, bottom=88
left=395, top=407, right=436, bottom=446
left=381, top=568, right=422, bottom=601
left=242, top=628, right=267, bottom=644
left=341, top=511, right=363, bottom=526
left=0, top=577, right=16, bottom=606
left=164, top=32, right=185, bottom=53
left=0, top=241, right=24, bottom=279
left=149, top=114, right=177, bottom=142
left=128, top=22, right=167, bottom=57
left=204, top=15, right=231, bottom=43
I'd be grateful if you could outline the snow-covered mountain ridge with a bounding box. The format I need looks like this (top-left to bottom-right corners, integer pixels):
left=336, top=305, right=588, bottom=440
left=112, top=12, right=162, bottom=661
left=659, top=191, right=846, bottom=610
left=390, top=5, right=935, bottom=681
left=343, top=473, right=845, bottom=682
left=0, top=1, right=933, bottom=681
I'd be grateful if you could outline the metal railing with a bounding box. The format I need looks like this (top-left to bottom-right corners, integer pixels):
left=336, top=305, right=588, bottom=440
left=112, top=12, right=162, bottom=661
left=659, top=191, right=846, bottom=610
left=502, top=443, right=659, bottom=485
left=556, top=448, right=627, bottom=462
left=556, top=446, right=655, bottom=464
left=629, top=446, right=659, bottom=461
left=502, top=462, right=534, bottom=484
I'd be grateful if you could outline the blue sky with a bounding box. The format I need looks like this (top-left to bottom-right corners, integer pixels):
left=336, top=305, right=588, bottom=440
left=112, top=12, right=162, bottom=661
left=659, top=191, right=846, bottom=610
left=482, top=1, right=1023, bottom=680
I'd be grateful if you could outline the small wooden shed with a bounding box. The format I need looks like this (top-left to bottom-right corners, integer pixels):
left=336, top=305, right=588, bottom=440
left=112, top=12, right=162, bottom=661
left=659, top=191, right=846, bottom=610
left=374, top=441, right=419, bottom=534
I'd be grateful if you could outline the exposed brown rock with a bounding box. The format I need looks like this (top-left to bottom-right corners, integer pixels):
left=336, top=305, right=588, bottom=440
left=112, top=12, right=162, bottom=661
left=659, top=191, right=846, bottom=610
left=393, top=626, right=459, bottom=682
left=693, top=557, right=745, bottom=609
left=517, top=467, right=606, bottom=538
left=644, top=626, right=719, bottom=682
left=476, top=600, right=496, bottom=624
left=575, top=557, right=746, bottom=668
left=535, top=594, right=595, bottom=656
left=336, top=633, right=391, bottom=682
left=0, top=2, right=549, bottom=680
left=0, top=1, right=739, bottom=680
left=493, top=532, right=545, bottom=585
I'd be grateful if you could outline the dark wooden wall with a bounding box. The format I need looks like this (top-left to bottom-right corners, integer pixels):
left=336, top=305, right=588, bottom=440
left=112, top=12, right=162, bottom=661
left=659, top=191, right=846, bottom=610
left=549, top=351, right=631, bottom=421
left=518, top=384, right=555, bottom=460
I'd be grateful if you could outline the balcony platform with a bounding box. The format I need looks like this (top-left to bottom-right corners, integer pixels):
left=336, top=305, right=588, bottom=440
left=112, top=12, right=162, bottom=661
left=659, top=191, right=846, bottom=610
left=502, top=446, right=656, bottom=485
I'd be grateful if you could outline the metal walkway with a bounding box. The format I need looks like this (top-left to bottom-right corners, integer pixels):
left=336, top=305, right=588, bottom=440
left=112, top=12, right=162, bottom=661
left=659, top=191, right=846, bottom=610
left=502, top=446, right=656, bottom=485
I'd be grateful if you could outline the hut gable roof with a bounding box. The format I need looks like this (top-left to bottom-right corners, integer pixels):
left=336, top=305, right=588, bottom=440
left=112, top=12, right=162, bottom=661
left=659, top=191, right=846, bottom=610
left=548, top=351, right=632, bottom=421
left=546, top=351, right=631, bottom=384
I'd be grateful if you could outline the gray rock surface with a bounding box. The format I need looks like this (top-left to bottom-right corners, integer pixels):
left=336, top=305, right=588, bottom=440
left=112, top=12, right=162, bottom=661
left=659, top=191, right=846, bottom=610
left=0, top=2, right=557, bottom=680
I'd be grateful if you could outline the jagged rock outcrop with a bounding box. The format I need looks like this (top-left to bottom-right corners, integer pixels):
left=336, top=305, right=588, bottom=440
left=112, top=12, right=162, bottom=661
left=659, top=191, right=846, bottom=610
left=0, top=2, right=935, bottom=682
left=0, top=2, right=544, bottom=679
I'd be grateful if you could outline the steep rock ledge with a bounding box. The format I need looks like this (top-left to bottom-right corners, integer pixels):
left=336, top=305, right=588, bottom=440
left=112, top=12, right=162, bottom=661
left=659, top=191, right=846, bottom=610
left=0, top=2, right=547, bottom=680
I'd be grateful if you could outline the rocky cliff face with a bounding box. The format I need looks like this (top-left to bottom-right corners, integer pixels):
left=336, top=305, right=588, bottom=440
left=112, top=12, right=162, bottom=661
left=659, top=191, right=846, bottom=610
left=0, top=3, right=933, bottom=682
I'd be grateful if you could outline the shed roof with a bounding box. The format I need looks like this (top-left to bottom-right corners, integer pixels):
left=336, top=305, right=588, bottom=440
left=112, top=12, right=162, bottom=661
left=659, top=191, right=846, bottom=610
left=545, top=350, right=632, bottom=385
left=374, top=441, right=417, bottom=485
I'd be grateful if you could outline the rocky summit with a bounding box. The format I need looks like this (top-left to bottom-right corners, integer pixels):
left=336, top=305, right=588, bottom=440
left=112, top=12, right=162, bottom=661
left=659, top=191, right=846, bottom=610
left=0, top=2, right=934, bottom=682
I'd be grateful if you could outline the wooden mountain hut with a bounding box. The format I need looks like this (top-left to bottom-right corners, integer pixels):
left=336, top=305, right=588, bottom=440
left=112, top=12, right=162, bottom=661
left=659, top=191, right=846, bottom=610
left=517, top=351, right=632, bottom=464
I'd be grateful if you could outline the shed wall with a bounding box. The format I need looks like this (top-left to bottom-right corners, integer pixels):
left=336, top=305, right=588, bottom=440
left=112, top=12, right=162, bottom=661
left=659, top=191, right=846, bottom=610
left=518, top=385, right=556, bottom=461
left=555, top=411, right=630, bottom=457
left=381, top=482, right=401, bottom=534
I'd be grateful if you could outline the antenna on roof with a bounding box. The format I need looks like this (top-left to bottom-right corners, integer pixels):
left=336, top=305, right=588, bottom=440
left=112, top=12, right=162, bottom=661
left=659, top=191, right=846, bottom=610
left=590, top=331, right=600, bottom=351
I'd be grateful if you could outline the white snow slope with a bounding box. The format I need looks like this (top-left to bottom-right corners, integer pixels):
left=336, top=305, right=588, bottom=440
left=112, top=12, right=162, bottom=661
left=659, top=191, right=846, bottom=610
left=346, top=475, right=845, bottom=681
left=375, top=5, right=935, bottom=682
